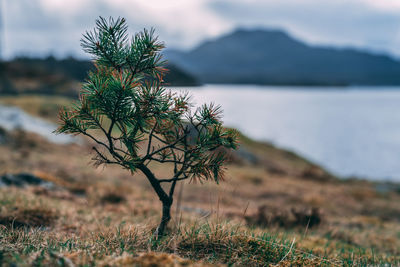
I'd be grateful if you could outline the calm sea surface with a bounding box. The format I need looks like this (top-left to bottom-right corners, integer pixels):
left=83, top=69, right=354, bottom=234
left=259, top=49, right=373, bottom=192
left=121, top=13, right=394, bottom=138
left=178, top=84, right=400, bottom=181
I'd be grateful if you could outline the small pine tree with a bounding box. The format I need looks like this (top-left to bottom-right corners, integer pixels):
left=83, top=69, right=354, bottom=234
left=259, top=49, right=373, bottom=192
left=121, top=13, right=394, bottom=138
left=56, top=17, right=238, bottom=237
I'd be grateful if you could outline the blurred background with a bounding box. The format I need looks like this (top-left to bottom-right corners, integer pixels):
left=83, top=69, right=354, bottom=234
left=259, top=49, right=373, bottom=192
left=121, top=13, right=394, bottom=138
left=2, top=0, right=400, bottom=180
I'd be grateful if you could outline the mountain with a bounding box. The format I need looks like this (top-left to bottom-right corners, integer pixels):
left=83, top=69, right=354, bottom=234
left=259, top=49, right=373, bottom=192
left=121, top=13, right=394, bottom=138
left=0, top=57, right=200, bottom=96
left=162, top=64, right=201, bottom=87
left=165, top=29, right=400, bottom=86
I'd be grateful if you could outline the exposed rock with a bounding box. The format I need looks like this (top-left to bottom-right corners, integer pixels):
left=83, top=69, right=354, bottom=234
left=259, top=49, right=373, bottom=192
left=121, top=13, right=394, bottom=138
left=0, top=173, right=56, bottom=189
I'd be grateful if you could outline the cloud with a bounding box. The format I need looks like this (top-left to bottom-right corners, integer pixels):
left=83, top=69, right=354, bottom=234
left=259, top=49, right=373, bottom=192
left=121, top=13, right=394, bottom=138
left=1, top=0, right=400, bottom=59
left=2, top=0, right=229, bottom=59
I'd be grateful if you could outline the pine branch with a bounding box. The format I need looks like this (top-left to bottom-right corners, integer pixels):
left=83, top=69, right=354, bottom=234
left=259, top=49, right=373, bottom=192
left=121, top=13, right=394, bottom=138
left=58, top=16, right=239, bottom=237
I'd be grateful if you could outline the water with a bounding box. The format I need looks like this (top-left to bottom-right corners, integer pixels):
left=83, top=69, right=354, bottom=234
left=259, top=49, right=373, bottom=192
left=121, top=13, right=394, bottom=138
left=1, top=86, right=400, bottom=181
left=178, top=84, right=400, bottom=181
left=0, top=104, right=77, bottom=144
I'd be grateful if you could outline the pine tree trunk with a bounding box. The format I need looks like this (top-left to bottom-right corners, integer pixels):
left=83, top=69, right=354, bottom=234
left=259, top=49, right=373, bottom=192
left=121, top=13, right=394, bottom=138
left=156, top=199, right=172, bottom=237
left=138, top=164, right=173, bottom=237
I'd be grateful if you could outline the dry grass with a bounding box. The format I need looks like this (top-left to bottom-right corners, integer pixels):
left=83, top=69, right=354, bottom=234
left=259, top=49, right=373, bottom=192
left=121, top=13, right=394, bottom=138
left=0, top=95, right=400, bottom=266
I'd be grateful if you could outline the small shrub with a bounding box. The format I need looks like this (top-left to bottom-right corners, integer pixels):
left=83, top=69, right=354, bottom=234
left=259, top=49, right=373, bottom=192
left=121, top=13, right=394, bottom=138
left=245, top=205, right=323, bottom=228
left=56, top=17, right=238, bottom=236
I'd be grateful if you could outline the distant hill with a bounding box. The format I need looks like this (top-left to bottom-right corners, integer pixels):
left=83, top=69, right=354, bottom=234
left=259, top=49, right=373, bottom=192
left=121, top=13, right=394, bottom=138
left=165, top=29, right=400, bottom=86
left=0, top=57, right=199, bottom=96
left=162, top=64, right=200, bottom=87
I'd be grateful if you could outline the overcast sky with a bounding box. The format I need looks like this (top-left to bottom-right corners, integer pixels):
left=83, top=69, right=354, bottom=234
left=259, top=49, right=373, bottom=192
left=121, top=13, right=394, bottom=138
left=2, top=0, right=400, bottom=59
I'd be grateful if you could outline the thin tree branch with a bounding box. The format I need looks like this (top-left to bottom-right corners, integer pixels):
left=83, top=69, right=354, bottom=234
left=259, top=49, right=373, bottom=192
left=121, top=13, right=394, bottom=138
left=146, top=122, right=157, bottom=155
left=92, top=146, right=121, bottom=166
left=169, top=179, right=177, bottom=198
left=147, top=157, right=184, bottom=164
left=159, top=177, right=189, bottom=183
left=143, top=134, right=187, bottom=160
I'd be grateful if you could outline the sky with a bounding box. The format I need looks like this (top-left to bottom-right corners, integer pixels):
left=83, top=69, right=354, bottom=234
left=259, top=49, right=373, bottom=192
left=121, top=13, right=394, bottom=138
left=2, top=0, right=400, bottom=59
